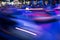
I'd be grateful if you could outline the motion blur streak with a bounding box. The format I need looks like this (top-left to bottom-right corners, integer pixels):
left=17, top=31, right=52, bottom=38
left=16, top=27, right=37, bottom=36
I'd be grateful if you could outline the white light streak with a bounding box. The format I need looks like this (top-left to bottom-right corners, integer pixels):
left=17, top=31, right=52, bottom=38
left=16, top=27, right=37, bottom=36
left=34, top=17, right=52, bottom=20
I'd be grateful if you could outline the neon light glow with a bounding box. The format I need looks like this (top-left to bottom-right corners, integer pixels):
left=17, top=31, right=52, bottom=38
left=16, top=27, right=37, bottom=36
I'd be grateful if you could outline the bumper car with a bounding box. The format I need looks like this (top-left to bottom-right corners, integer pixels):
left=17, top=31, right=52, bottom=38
left=0, top=6, right=60, bottom=40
